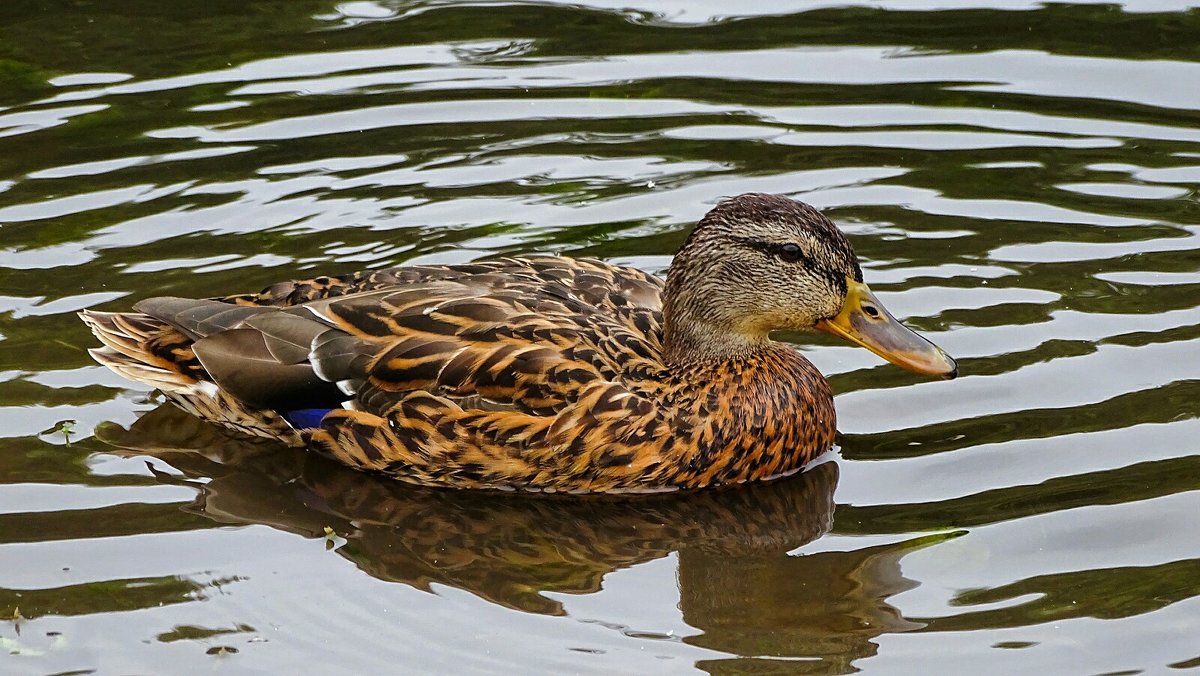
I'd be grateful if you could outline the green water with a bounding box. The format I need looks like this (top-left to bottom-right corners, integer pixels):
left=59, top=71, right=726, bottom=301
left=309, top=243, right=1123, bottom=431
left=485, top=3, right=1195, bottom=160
left=2, top=1, right=1199, bottom=673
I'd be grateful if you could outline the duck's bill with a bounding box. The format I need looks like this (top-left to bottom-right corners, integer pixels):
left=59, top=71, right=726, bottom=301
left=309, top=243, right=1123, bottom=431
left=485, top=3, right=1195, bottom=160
left=816, top=279, right=958, bottom=379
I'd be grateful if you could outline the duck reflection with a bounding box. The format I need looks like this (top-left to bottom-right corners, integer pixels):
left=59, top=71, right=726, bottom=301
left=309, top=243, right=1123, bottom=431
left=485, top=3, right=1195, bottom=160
left=99, top=404, right=937, bottom=670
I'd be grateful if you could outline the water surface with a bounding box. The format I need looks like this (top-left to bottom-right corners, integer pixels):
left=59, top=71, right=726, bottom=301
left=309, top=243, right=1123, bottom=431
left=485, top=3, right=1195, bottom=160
left=2, top=1, right=1199, bottom=673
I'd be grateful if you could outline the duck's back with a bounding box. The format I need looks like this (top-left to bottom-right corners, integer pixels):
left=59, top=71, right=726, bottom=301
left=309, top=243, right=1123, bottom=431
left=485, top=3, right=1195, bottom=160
left=225, top=255, right=664, bottom=320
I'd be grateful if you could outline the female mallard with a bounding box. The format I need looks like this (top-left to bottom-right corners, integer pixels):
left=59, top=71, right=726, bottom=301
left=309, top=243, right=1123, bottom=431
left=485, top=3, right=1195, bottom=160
left=81, top=193, right=956, bottom=493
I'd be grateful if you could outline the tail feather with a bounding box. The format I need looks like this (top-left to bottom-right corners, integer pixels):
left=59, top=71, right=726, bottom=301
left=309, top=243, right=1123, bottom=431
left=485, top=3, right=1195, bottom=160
left=80, top=310, right=173, bottom=367
left=87, top=347, right=195, bottom=392
left=79, top=308, right=306, bottom=446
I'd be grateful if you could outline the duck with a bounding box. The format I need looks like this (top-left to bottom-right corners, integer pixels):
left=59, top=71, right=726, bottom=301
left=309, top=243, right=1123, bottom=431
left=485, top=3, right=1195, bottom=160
left=80, top=193, right=956, bottom=493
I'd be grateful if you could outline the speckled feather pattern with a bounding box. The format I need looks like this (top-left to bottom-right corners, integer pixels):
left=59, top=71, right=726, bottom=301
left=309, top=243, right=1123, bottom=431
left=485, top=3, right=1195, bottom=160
left=81, top=194, right=856, bottom=493
left=83, top=255, right=835, bottom=492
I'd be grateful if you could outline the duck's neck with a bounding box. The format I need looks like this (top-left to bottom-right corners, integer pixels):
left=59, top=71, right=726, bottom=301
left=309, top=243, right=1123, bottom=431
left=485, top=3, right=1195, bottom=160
left=662, top=314, right=771, bottom=366
left=661, top=255, right=773, bottom=366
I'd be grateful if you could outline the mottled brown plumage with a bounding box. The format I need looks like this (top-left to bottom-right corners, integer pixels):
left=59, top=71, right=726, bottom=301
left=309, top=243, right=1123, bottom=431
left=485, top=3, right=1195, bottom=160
left=81, top=193, right=956, bottom=493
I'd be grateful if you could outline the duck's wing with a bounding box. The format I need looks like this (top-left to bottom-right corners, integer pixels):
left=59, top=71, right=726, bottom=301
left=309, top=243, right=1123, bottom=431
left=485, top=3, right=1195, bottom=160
left=158, top=255, right=667, bottom=405
left=89, top=256, right=664, bottom=410
left=307, top=274, right=666, bottom=411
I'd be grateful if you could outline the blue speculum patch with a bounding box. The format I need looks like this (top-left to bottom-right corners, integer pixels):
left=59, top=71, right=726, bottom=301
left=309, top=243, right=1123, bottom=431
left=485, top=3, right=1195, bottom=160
left=283, top=408, right=333, bottom=429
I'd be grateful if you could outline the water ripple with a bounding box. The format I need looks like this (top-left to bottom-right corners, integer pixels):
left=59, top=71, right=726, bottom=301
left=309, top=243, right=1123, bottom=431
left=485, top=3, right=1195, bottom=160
left=1, top=1, right=1198, bottom=673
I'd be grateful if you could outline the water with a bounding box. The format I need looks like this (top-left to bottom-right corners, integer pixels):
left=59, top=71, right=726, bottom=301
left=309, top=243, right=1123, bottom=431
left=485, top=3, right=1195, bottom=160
left=2, top=1, right=1199, bottom=673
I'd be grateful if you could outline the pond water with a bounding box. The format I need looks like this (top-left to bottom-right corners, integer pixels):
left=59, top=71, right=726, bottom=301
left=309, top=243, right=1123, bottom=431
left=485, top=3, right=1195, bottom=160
left=2, top=1, right=1199, bottom=673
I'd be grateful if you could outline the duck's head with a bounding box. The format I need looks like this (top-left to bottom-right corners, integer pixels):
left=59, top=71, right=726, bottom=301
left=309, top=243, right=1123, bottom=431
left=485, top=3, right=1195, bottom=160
left=662, top=193, right=957, bottom=378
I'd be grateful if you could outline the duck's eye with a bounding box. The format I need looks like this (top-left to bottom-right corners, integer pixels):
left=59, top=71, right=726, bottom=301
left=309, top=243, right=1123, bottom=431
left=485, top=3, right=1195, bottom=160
left=778, top=243, right=804, bottom=263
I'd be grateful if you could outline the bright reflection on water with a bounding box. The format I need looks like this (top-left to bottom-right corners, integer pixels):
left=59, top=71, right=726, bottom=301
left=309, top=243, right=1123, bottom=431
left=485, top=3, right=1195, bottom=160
left=1, top=1, right=1199, bottom=673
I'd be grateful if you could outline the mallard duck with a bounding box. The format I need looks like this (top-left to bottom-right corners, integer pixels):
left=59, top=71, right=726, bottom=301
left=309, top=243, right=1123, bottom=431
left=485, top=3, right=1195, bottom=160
left=81, top=193, right=956, bottom=493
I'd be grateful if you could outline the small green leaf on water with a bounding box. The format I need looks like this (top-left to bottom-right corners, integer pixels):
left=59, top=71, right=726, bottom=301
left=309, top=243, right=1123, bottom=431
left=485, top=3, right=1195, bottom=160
left=43, top=420, right=77, bottom=446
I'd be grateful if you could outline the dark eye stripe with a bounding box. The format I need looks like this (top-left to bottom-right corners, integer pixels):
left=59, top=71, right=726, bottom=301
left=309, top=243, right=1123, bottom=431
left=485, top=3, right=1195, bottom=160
left=728, top=235, right=846, bottom=291
left=729, top=236, right=813, bottom=266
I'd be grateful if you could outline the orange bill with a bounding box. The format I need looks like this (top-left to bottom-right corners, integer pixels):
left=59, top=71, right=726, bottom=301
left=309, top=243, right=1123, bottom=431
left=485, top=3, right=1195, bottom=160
left=816, top=279, right=958, bottom=379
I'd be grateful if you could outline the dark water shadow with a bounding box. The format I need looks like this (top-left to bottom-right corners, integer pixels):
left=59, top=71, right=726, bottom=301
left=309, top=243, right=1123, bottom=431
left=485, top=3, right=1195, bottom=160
left=93, top=404, right=956, bottom=671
